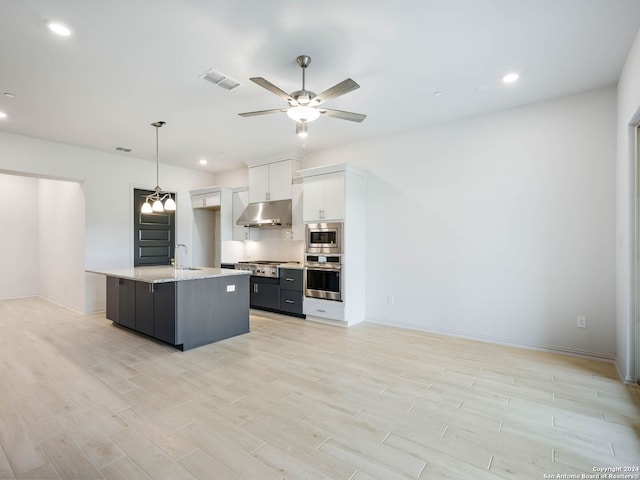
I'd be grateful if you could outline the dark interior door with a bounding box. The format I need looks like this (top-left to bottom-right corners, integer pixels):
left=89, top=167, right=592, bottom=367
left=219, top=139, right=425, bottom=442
left=134, top=188, right=175, bottom=266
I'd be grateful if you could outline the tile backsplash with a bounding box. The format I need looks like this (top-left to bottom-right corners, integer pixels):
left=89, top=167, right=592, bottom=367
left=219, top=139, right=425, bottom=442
left=244, top=227, right=304, bottom=262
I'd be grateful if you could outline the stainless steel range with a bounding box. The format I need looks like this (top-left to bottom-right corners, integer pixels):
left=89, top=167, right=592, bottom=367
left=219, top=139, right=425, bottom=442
left=234, top=261, right=287, bottom=278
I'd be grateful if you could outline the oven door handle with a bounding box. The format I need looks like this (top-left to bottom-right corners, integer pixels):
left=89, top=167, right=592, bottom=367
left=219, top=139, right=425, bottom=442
left=305, top=264, right=341, bottom=271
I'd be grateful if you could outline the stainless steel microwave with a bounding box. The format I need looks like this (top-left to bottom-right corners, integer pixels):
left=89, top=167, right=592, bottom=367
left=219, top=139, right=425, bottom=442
left=305, top=223, right=342, bottom=254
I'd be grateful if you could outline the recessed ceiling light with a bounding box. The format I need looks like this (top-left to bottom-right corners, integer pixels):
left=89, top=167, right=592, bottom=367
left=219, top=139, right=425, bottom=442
left=433, top=91, right=444, bottom=97
left=502, top=72, right=520, bottom=84
left=3, top=92, right=15, bottom=98
left=0, top=112, right=7, bottom=119
left=47, top=22, right=72, bottom=36
left=199, top=159, right=208, bottom=165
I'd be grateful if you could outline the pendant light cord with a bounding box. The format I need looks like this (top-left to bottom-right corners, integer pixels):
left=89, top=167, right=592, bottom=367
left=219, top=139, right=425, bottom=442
left=151, top=121, right=165, bottom=189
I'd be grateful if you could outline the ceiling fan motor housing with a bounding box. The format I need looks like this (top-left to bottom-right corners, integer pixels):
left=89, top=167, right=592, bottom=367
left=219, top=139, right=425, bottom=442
left=296, top=55, right=311, bottom=68
left=291, top=89, right=316, bottom=106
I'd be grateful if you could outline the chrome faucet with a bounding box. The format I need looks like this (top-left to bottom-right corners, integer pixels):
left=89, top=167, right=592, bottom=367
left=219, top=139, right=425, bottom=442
left=174, top=244, right=188, bottom=270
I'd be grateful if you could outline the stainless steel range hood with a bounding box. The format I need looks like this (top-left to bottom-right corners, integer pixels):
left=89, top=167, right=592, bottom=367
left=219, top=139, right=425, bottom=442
left=236, top=199, right=292, bottom=227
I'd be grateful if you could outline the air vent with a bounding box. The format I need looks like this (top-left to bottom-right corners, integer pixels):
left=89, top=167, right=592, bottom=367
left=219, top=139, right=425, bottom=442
left=200, top=68, right=241, bottom=91
left=115, top=146, right=133, bottom=152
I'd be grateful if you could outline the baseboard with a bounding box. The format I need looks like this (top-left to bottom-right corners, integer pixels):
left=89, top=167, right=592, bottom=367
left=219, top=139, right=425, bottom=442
left=36, top=295, right=88, bottom=316
left=366, top=318, right=616, bottom=363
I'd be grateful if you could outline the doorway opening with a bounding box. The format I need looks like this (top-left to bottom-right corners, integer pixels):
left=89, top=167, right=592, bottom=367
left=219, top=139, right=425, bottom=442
left=0, top=171, right=85, bottom=311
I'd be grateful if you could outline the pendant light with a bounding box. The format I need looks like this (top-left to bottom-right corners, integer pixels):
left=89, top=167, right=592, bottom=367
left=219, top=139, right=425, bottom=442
left=141, top=121, right=176, bottom=214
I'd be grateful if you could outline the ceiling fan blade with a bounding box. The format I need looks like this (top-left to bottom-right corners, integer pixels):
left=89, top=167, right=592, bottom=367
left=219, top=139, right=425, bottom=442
left=319, top=108, right=367, bottom=123
left=311, top=78, right=360, bottom=106
left=238, top=108, right=286, bottom=117
left=250, top=77, right=296, bottom=105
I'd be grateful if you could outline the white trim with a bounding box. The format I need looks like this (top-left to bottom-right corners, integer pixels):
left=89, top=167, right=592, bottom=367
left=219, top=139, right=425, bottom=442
left=634, top=119, right=640, bottom=384
left=367, top=318, right=617, bottom=363
left=243, top=151, right=305, bottom=168
left=296, top=162, right=368, bottom=178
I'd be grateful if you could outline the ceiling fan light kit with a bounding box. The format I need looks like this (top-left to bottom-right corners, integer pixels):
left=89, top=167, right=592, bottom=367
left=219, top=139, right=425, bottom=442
left=239, top=55, right=366, bottom=136
left=287, top=105, right=320, bottom=122
left=296, top=121, right=308, bottom=138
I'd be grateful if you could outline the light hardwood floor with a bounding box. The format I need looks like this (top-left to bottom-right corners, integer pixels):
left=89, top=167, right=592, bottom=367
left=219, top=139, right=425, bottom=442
left=0, top=297, right=638, bottom=479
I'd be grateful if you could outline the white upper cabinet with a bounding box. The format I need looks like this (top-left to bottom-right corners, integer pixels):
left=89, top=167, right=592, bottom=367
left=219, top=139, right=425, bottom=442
left=302, top=171, right=345, bottom=222
left=248, top=159, right=293, bottom=203
left=191, top=191, right=221, bottom=209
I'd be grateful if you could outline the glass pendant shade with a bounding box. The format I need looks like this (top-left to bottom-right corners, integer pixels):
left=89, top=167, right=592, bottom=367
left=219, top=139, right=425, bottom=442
left=164, top=197, right=176, bottom=211
left=141, top=201, right=153, bottom=214
left=152, top=199, right=164, bottom=212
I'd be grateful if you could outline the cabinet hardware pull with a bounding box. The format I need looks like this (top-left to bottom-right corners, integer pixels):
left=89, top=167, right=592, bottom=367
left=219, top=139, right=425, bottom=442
left=317, top=309, right=326, bottom=313
left=285, top=300, right=294, bottom=304
left=285, top=278, right=294, bottom=281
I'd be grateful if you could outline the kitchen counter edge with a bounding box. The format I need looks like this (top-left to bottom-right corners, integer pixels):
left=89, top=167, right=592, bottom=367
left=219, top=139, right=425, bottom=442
left=86, top=266, right=250, bottom=284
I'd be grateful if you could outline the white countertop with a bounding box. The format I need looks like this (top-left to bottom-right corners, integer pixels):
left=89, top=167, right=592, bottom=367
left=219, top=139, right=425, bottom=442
left=278, top=262, right=304, bottom=270
left=86, top=266, right=250, bottom=283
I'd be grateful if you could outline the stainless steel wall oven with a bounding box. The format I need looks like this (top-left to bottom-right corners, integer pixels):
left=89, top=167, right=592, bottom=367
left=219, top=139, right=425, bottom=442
left=304, top=254, right=342, bottom=301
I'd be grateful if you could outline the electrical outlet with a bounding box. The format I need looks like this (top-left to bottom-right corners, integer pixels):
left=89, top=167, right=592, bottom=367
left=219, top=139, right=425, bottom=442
left=576, top=316, right=587, bottom=328
left=387, top=295, right=395, bottom=305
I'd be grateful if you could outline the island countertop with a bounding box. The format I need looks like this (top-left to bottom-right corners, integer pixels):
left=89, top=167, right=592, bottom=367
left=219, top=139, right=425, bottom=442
left=86, top=265, right=250, bottom=284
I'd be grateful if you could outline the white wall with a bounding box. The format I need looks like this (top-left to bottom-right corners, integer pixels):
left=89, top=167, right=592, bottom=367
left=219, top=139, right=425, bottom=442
left=38, top=178, right=86, bottom=312
left=216, top=167, right=248, bottom=187
left=0, top=131, right=217, bottom=313
left=0, top=174, right=39, bottom=299
left=616, top=28, right=640, bottom=383
left=304, top=87, right=617, bottom=359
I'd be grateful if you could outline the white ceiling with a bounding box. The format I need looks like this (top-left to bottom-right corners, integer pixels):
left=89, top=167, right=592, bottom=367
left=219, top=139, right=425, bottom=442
left=1, top=0, right=639, bottom=173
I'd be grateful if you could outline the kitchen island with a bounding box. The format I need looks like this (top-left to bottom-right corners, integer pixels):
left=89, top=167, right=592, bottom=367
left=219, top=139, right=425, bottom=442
left=87, top=266, right=250, bottom=351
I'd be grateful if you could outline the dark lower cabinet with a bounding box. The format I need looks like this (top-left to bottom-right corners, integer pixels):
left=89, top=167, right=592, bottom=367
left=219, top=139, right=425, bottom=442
left=106, top=277, right=176, bottom=343
left=135, top=281, right=155, bottom=336
left=106, top=276, right=135, bottom=329
left=279, top=268, right=304, bottom=317
left=154, top=282, right=176, bottom=344
left=247, top=268, right=304, bottom=318
left=250, top=277, right=280, bottom=310
left=279, top=289, right=303, bottom=315
left=134, top=281, right=175, bottom=340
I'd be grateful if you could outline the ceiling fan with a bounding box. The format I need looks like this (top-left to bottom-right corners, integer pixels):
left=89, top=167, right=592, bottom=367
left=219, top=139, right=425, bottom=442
left=238, top=55, right=366, bottom=137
